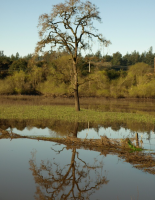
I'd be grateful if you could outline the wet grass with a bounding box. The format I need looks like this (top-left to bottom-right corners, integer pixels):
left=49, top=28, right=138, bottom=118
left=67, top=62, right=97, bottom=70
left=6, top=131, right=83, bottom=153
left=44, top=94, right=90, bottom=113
left=121, top=138, right=143, bottom=152
left=1, top=95, right=155, bottom=113
left=0, top=104, right=155, bottom=124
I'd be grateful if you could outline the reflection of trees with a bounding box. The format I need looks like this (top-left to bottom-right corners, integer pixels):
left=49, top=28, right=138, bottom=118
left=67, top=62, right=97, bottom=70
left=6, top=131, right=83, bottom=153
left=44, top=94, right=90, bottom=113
left=29, top=146, right=108, bottom=200
left=0, top=119, right=87, bottom=136
left=0, top=119, right=155, bottom=138
left=110, top=123, right=121, bottom=131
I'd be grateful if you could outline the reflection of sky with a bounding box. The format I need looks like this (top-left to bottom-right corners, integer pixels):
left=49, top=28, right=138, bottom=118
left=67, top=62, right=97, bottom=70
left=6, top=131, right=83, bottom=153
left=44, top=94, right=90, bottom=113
left=6, top=127, right=55, bottom=137
left=6, top=126, right=155, bottom=152
left=78, top=127, right=155, bottom=152
left=78, top=127, right=133, bottom=139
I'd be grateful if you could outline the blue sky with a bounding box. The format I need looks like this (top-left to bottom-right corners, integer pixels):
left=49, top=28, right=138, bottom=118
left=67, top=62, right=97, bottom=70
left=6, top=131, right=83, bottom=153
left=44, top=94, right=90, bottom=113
left=0, top=0, right=155, bottom=57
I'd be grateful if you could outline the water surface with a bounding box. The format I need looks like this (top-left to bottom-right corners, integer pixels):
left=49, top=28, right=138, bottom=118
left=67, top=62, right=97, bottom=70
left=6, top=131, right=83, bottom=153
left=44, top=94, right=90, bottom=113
left=5, top=120, right=155, bottom=152
left=1, top=97, right=155, bottom=199
left=0, top=139, right=155, bottom=200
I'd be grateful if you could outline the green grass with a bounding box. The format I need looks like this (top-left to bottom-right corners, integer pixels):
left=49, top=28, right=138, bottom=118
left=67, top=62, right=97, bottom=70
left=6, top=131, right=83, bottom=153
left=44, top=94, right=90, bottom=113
left=0, top=105, right=155, bottom=124
left=127, top=139, right=143, bottom=152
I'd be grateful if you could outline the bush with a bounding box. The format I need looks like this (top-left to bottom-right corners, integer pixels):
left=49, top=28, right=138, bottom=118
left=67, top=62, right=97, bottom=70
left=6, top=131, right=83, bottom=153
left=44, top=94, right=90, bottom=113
left=39, top=77, right=70, bottom=96
left=9, top=58, right=28, bottom=73
left=129, top=79, right=155, bottom=98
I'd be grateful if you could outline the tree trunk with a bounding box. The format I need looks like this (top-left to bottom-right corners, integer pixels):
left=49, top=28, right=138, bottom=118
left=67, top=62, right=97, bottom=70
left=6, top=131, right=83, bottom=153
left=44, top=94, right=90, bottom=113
left=73, top=60, right=80, bottom=111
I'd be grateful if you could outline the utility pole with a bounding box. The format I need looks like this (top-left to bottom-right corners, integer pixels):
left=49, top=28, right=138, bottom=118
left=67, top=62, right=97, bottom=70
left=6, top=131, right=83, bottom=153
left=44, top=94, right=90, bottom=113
left=89, top=61, right=90, bottom=73
left=88, top=61, right=91, bottom=89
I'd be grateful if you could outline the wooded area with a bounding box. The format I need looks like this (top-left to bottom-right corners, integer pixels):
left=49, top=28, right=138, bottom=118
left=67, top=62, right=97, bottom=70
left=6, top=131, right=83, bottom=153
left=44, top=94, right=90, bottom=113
left=0, top=47, right=155, bottom=99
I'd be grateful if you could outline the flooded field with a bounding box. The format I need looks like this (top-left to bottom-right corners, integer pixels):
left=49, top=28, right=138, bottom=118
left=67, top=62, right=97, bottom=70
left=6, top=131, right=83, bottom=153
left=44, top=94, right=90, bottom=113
left=0, top=138, right=155, bottom=200
left=4, top=120, right=155, bottom=152
left=1, top=96, right=155, bottom=199
left=1, top=95, right=155, bottom=114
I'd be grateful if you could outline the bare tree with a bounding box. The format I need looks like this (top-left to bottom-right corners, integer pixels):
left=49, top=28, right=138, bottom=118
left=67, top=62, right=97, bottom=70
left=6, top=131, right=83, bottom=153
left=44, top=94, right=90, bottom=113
left=36, top=0, right=110, bottom=111
left=29, top=122, right=109, bottom=199
left=29, top=147, right=109, bottom=200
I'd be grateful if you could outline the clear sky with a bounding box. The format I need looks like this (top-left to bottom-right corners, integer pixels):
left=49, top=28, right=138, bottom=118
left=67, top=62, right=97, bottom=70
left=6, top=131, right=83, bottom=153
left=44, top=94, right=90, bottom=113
left=0, top=0, right=155, bottom=57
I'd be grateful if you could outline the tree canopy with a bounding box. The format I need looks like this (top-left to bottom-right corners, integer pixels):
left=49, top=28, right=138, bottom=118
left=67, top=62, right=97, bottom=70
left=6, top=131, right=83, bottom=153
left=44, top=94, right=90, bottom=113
left=36, top=0, right=110, bottom=55
left=36, top=0, right=110, bottom=111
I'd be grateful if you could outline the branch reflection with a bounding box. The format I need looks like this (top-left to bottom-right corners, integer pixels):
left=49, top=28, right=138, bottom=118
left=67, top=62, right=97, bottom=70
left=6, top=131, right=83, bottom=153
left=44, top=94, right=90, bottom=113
left=29, top=123, right=109, bottom=200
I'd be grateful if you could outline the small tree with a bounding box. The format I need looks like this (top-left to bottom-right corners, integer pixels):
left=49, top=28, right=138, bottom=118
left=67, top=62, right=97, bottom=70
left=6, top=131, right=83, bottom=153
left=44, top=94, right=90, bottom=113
left=0, top=51, right=4, bottom=57
left=36, top=0, right=110, bottom=111
left=111, top=52, right=122, bottom=66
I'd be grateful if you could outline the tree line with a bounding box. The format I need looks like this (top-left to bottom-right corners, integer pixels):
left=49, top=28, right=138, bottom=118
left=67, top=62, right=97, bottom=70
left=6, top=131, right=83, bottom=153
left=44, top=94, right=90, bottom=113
left=0, top=45, right=154, bottom=79
left=85, top=46, right=155, bottom=66
left=0, top=49, right=155, bottom=99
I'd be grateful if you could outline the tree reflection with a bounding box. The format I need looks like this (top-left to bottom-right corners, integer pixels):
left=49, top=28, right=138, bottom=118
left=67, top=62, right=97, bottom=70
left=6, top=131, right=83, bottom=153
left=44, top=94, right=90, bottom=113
left=0, top=119, right=155, bottom=137
left=29, top=123, right=109, bottom=200
left=30, top=147, right=108, bottom=200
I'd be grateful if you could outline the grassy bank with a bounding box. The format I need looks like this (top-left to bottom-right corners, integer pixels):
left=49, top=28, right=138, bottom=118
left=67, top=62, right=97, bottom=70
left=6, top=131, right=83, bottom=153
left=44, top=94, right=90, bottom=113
left=0, top=105, right=155, bottom=124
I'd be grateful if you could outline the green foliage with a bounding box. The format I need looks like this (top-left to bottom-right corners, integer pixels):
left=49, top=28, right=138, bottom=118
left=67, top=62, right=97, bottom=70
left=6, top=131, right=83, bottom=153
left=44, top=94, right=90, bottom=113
left=0, top=49, right=155, bottom=99
left=128, top=62, right=152, bottom=76
left=0, top=64, right=45, bottom=95
left=39, top=79, right=70, bottom=96
left=111, top=52, right=122, bottom=66
left=145, top=46, right=154, bottom=66
left=108, top=63, right=154, bottom=98
left=103, top=54, right=113, bottom=62
left=9, top=58, right=28, bottom=74
left=38, top=55, right=72, bottom=96
left=0, top=79, right=13, bottom=94
left=0, top=51, right=4, bottom=57
left=0, top=56, right=12, bottom=79
left=128, top=79, right=155, bottom=98
left=109, top=47, right=154, bottom=67
left=10, top=52, right=20, bottom=62
left=15, top=52, right=20, bottom=60
left=79, top=70, right=110, bottom=97
left=106, top=69, right=121, bottom=80
left=0, top=71, right=26, bottom=94
left=122, top=53, right=132, bottom=66
left=27, top=65, right=44, bottom=92
left=23, top=54, right=33, bottom=61
left=127, top=139, right=143, bottom=152
left=124, top=50, right=140, bottom=66
left=119, top=63, right=153, bottom=89
left=94, top=50, right=102, bottom=62
left=50, top=55, right=72, bottom=84
left=0, top=105, right=155, bottom=125
left=110, top=80, right=127, bottom=98
left=77, top=57, right=94, bottom=76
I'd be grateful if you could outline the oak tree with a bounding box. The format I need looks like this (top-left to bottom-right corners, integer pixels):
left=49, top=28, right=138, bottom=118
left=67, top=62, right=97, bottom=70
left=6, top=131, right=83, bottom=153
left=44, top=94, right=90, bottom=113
left=36, top=0, right=110, bottom=111
left=29, top=130, right=109, bottom=199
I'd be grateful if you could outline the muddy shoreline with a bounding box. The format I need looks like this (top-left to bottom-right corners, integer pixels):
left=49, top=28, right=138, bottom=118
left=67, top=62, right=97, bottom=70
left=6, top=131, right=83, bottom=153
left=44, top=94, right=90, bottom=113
left=1, top=128, right=155, bottom=175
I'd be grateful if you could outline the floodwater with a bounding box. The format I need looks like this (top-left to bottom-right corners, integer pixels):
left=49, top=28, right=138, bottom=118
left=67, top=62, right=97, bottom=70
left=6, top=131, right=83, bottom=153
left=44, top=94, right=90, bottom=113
left=0, top=138, right=155, bottom=200
left=1, top=119, right=155, bottom=200
left=5, top=121, right=155, bottom=152
left=1, top=97, right=155, bottom=199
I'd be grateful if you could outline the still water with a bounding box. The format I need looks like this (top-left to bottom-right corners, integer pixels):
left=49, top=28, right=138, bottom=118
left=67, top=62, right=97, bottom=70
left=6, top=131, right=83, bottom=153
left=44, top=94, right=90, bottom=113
left=1, top=97, right=155, bottom=199
left=0, top=119, right=155, bottom=200
left=6, top=121, right=155, bottom=152
left=0, top=138, right=155, bottom=200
